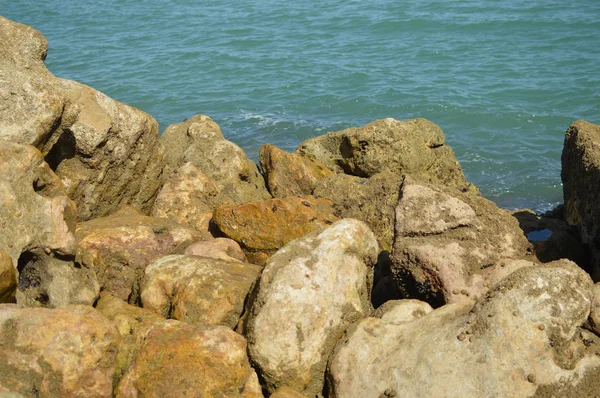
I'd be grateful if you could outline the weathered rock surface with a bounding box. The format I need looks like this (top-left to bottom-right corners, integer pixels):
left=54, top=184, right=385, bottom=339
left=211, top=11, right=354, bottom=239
left=313, top=172, right=403, bottom=250
left=512, top=208, right=588, bottom=266
left=328, top=260, right=600, bottom=397
left=391, top=178, right=534, bottom=307
left=160, top=115, right=271, bottom=204
left=151, top=162, right=221, bottom=232
left=0, top=250, right=16, bottom=303
left=213, top=196, right=339, bottom=254
left=588, top=282, right=600, bottom=335
left=95, top=295, right=165, bottom=387
left=77, top=206, right=208, bottom=303
left=0, top=304, right=119, bottom=397
left=562, top=120, right=600, bottom=280
left=116, top=320, right=263, bottom=398
left=371, top=299, right=433, bottom=324
left=184, top=237, right=247, bottom=262
left=246, top=219, right=379, bottom=396
left=269, top=386, right=309, bottom=398
left=259, top=144, right=333, bottom=198
left=0, top=141, right=98, bottom=307
left=297, top=118, right=475, bottom=192
left=0, top=16, right=165, bottom=221
left=141, top=254, right=261, bottom=328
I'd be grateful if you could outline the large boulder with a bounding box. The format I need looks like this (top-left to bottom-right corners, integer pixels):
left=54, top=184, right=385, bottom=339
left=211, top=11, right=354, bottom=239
left=313, top=172, right=403, bottom=251
left=160, top=115, right=271, bottom=204
left=562, top=120, right=600, bottom=279
left=0, top=17, right=165, bottom=221
left=213, top=196, right=339, bottom=257
left=327, top=260, right=600, bottom=397
left=116, top=320, right=263, bottom=398
left=246, top=219, right=379, bottom=396
left=390, top=177, right=534, bottom=307
left=77, top=206, right=208, bottom=303
left=259, top=144, right=333, bottom=198
left=296, top=118, right=475, bottom=192
left=184, top=237, right=247, bottom=263
left=0, top=250, right=16, bottom=303
left=141, top=254, right=261, bottom=328
left=0, top=304, right=119, bottom=397
left=0, top=141, right=98, bottom=307
left=95, top=295, right=165, bottom=387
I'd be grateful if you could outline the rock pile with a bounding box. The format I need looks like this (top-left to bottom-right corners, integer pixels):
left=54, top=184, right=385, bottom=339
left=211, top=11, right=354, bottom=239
left=1, top=16, right=600, bottom=397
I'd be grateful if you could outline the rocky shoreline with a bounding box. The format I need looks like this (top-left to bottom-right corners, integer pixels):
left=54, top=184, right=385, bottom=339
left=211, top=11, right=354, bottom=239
left=1, top=16, right=600, bottom=397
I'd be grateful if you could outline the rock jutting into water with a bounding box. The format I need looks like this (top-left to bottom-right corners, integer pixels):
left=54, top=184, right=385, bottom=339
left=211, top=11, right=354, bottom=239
left=2, top=16, right=600, bottom=397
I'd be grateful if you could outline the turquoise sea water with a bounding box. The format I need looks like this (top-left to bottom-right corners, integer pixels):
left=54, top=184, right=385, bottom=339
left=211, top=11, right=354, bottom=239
left=3, top=1, right=599, bottom=212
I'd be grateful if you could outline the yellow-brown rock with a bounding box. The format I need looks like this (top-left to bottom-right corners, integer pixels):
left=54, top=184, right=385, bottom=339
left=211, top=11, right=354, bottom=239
left=77, top=206, right=210, bottom=303
left=270, top=386, right=309, bottom=398
left=184, top=237, right=247, bottom=263
left=151, top=162, right=227, bottom=232
left=0, top=250, right=16, bottom=303
left=0, top=304, right=119, bottom=397
left=116, top=320, right=263, bottom=398
left=95, top=295, right=165, bottom=387
left=141, top=254, right=261, bottom=328
left=259, top=144, right=333, bottom=198
left=213, top=196, right=339, bottom=252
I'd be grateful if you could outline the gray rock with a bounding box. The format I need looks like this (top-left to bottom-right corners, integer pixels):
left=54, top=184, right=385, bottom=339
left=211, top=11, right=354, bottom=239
left=246, top=219, right=379, bottom=396
left=328, top=260, right=600, bottom=397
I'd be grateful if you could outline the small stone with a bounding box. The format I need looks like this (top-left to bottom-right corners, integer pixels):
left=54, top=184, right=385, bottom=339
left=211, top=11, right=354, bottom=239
left=457, top=333, right=466, bottom=341
left=44, top=247, right=51, bottom=255
left=469, top=336, right=474, bottom=343
left=488, top=313, right=494, bottom=318
left=384, top=388, right=392, bottom=396
left=559, top=376, right=567, bottom=383
left=584, top=338, right=594, bottom=347
left=527, top=374, right=536, bottom=383
left=461, top=289, right=467, bottom=295
left=512, top=311, right=518, bottom=316
left=538, top=324, right=545, bottom=331
left=452, top=289, right=459, bottom=295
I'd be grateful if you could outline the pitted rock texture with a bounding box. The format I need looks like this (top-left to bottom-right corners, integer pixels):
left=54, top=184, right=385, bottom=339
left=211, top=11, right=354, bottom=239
left=328, top=260, right=600, bottom=397
left=313, top=171, right=403, bottom=251
left=246, top=219, right=379, bottom=396
left=116, top=320, right=263, bottom=398
left=0, top=304, right=119, bottom=397
left=77, top=206, right=209, bottom=303
left=0, top=141, right=98, bottom=307
left=213, top=196, right=339, bottom=253
left=0, top=16, right=165, bottom=221
left=296, top=118, right=475, bottom=192
left=95, top=295, right=165, bottom=387
left=141, top=254, right=261, bottom=328
left=160, top=114, right=271, bottom=204
left=391, top=177, right=534, bottom=307
left=562, top=120, right=600, bottom=280
left=259, top=144, right=333, bottom=198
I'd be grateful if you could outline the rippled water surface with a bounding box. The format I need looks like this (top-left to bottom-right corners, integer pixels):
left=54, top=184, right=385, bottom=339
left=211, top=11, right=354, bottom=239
left=4, top=1, right=600, bottom=211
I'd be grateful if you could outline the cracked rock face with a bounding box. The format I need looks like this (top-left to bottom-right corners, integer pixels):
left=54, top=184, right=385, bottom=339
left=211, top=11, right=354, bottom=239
left=328, top=260, right=600, bottom=398
left=296, top=118, right=476, bottom=192
left=246, top=219, right=379, bottom=396
left=0, top=16, right=165, bottom=221
left=390, top=177, right=534, bottom=307
left=0, top=141, right=98, bottom=307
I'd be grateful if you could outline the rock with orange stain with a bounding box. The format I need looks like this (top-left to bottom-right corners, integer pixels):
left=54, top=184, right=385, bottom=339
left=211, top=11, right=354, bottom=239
left=141, top=254, right=261, bottom=328
left=116, top=320, right=263, bottom=398
left=0, top=304, right=119, bottom=397
left=77, top=206, right=209, bottom=303
left=259, top=144, right=333, bottom=198
left=184, top=237, right=247, bottom=263
left=213, top=196, right=339, bottom=253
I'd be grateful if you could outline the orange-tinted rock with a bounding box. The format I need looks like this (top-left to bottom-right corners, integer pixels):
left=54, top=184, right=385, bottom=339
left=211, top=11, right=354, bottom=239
left=0, top=250, right=16, bottom=303
left=95, top=295, right=165, bottom=386
left=141, top=255, right=261, bottom=328
left=184, top=237, right=247, bottom=263
left=116, top=321, right=263, bottom=398
left=0, top=304, right=119, bottom=397
left=151, top=162, right=225, bottom=232
left=213, top=196, right=339, bottom=252
left=259, top=144, right=333, bottom=198
left=77, top=206, right=209, bottom=303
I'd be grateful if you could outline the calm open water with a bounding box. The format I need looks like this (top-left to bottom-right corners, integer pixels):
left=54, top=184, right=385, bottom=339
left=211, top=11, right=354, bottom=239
left=3, top=1, right=599, bottom=212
